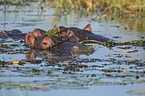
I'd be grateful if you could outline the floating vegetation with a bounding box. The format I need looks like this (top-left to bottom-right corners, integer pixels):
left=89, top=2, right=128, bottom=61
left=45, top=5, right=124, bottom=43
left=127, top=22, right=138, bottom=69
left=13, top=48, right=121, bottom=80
left=89, top=81, right=128, bottom=85
left=101, top=69, right=123, bottom=73
left=10, top=44, right=20, bottom=47
left=45, top=29, right=58, bottom=36
left=128, top=89, right=145, bottom=95
left=0, top=49, right=145, bottom=94
left=47, top=70, right=52, bottom=74
left=127, top=50, right=138, bottom=53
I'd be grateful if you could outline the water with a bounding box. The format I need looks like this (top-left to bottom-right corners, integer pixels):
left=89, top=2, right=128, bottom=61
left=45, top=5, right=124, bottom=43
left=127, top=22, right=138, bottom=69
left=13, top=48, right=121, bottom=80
left=0, top=3, right=145, bottom=96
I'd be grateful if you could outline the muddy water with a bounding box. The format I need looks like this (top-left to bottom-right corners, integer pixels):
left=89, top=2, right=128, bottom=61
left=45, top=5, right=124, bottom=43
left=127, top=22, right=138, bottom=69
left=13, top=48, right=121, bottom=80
left=0, top=3, right=145, bottom=96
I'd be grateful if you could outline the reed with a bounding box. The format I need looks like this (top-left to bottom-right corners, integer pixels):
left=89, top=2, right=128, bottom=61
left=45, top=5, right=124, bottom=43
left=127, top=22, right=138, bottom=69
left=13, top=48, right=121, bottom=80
left=47, top=0, right=144, bottom=17
left=1, top=0, right=144, bottom=19
left=2, top=0, right=144, bottom=15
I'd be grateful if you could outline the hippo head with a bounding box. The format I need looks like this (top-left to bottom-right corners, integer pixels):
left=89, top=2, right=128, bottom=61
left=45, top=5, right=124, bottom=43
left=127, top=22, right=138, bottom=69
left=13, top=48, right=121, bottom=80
left=25, top=32, right=58, bottom=49
left=53, top=26, right=79, bottom=44
left=53, top=24, right=92, bottom=32
left=25, top=29, right=47, bottom=48
left=32, top=29, right=46, bottom=38
left=35, top=36, right=57, bottom=49
left=2, top=29, right=22, bottom=34
left=52, top=24, right=92, bottom=44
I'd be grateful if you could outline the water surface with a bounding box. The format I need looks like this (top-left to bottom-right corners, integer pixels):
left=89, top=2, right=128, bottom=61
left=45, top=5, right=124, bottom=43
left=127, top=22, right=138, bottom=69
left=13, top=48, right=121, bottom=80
left=0, top=3, right=145, bottom=96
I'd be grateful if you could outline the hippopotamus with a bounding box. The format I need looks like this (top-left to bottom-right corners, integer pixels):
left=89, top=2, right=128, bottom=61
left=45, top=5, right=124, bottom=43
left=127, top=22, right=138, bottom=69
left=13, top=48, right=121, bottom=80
left=25, top=42, right=94, bottom=60
left=0, top=29, right=26, bottom=40
left=53, top=24, right=111, bottom=44
left=53, top=24, right=145, bottom=47
left=24, top=29, right=47, bottom=48
left=25, top=29, right=94, bottom=56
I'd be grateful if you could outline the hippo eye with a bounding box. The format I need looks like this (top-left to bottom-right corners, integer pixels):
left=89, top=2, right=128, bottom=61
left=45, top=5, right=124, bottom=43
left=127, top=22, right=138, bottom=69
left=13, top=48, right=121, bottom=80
left=43, top=43, right=47, bottom=45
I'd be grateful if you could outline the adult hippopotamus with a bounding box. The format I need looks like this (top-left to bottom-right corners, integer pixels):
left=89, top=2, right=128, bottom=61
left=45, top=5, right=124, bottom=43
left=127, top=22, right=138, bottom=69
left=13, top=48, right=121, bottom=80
left=0, top=29, right=26, bottom=40
left=53, top=24, right=145, bottom=47
left=53, top=24, right=111, bottom=44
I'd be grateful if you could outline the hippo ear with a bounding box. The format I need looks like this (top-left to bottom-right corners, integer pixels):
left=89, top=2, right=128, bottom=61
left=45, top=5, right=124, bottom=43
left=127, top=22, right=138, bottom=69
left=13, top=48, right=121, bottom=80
left=66, top=29, right=74, bottom=37
left=67, top=29, right=79, bottom=44
left=25, top=33, right=36, bottom=48
left=1, top=30, right=8, bottom=35
left=53, top=25, right=60, bottom=32
left=84, top=24, right=92, bottom=32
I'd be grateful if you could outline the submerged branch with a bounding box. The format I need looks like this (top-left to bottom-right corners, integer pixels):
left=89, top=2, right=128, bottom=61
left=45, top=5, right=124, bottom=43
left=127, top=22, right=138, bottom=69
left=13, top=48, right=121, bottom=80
left=2, top=56, right=8, bottom=63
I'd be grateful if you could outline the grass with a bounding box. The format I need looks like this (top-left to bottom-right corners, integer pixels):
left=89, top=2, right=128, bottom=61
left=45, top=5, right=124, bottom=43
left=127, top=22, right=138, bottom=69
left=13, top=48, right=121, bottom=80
left=44, top=0, right=145, bottom=20
left=1, top=0, right=144, bottom=14
left=1, top=0, right=145, bottom=26
left=46, top=0, right=145, bottom=15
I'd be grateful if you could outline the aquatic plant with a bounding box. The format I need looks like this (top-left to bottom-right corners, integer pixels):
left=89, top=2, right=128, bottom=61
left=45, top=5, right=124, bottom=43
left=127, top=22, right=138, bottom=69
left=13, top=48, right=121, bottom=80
left=47, top=0, right=144, bottom=15
left=2, top=0, right=144, bottom=13
left=45, top=29, right=58, bottom=36
left=1, top=0, right=144, bottom=19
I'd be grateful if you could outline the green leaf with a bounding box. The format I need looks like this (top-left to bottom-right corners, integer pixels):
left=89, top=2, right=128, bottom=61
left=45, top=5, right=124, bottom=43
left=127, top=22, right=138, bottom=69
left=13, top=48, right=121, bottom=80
left=135, top=40, right=144, bottom=46
left=45, top=29, right=58, bottom=36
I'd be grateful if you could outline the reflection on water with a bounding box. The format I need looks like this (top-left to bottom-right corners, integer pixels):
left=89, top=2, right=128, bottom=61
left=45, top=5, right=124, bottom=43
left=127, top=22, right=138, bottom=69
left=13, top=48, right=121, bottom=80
left=0, top=3, right=145, bottom=96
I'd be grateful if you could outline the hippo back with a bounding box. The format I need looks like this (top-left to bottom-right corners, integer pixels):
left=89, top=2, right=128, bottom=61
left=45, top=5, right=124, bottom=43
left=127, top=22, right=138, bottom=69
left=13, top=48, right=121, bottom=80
left=68, top=27, right=110, bottom=42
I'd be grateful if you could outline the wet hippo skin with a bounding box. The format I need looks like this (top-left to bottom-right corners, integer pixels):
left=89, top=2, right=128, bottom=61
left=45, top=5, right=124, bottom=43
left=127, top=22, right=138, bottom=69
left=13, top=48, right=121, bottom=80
left=25, top=30, right=94, bottom=56
left=53, top=24, right=110, bottom=43
left=0, top=29, right=26, bottom=40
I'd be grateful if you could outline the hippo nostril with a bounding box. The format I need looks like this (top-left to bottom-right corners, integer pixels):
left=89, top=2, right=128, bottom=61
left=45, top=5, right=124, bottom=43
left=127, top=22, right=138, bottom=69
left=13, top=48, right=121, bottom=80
left=43, top=43, right=47, bottom=45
